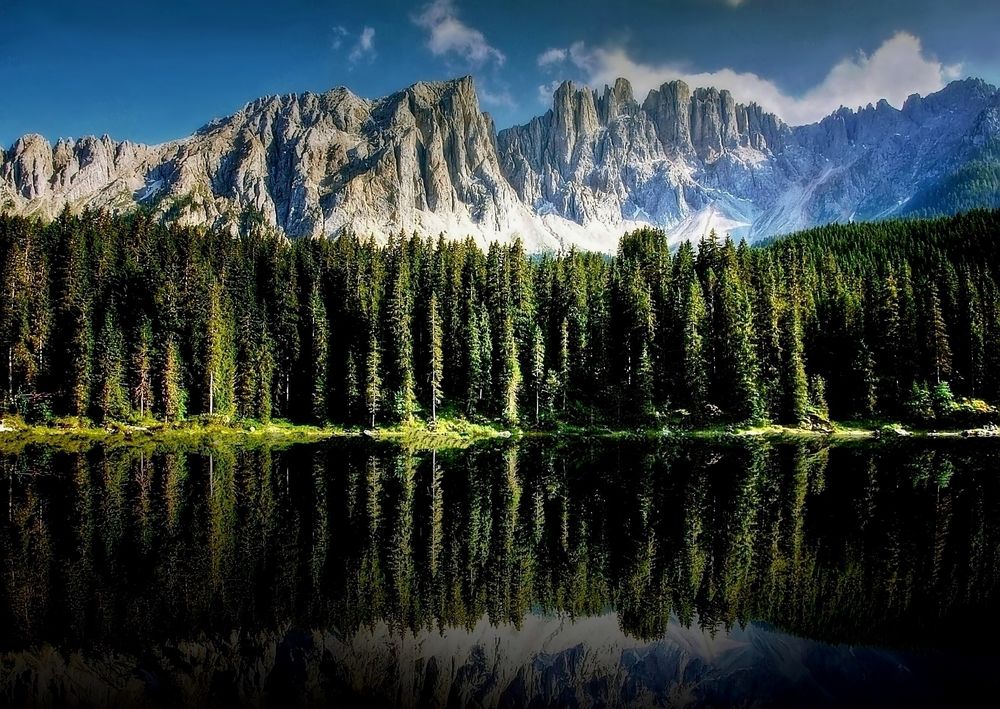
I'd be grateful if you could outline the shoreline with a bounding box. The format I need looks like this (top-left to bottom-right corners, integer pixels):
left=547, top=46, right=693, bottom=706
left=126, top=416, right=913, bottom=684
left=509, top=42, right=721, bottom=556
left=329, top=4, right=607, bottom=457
left=2, top=416, right=999, bottom=450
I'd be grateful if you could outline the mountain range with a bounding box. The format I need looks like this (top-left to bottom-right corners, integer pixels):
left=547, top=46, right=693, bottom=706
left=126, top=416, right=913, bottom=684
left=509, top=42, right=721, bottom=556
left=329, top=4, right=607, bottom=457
left=2, top=75, right=998, bottom=251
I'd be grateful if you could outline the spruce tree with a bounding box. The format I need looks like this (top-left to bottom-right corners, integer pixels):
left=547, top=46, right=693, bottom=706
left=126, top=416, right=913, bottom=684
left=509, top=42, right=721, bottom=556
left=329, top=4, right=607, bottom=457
left=925, top=281, right=953, bottom=385
left=428, top=293, right=443, bottom=424
left=309, top=284, right=329, bottom=423
left=130, top=317, right=153, bottom=419
left=779, top=301, right=809, bottom=424
left=93, top=310, right=128, bottom=423
left=497, top=312, right=521, bottom=425
left=680, top=279, right=708, bottom=418
left=159, top=337, right=183, bottom=421
left=530, top=323, right=545, bottom=424
left=365, top=329, right=382, bottom=428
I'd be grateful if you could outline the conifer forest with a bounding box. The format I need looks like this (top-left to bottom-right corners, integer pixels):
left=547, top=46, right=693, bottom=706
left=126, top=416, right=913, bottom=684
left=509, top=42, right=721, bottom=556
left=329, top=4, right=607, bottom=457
left=2, top=208, right=1000, bottom=430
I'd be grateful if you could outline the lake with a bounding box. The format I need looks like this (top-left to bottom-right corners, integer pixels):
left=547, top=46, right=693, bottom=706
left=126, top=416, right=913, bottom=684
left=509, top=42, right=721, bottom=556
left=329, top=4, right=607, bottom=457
left=1, top=437, right=999, bottom=707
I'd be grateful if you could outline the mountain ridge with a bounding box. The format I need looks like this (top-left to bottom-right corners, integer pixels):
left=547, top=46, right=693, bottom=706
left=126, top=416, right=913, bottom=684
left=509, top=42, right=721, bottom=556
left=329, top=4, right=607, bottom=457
left=2, top=75, right=997, bottom=251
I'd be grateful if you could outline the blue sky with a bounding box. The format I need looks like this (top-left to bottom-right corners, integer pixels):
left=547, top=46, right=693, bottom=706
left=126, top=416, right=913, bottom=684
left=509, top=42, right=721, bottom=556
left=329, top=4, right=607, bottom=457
left=1, top=0, right=997, bottom=146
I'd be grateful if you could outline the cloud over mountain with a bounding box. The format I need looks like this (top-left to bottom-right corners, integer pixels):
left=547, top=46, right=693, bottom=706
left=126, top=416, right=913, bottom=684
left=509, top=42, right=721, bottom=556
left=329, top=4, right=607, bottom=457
left=540, top=32, right=962, bottom=125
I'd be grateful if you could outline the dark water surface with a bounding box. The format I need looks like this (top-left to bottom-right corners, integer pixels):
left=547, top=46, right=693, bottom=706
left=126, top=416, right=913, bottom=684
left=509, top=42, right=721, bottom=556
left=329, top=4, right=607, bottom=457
left=2, top=437, right=1000, bottom=707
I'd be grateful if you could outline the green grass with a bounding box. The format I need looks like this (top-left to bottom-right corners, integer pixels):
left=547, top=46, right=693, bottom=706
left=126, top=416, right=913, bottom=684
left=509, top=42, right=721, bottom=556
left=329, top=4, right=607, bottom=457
left=0, top=414, right=343, bottom=453
left=364, top=416, right=511, bottom=449
left=3, top=412, right=999, bottom=454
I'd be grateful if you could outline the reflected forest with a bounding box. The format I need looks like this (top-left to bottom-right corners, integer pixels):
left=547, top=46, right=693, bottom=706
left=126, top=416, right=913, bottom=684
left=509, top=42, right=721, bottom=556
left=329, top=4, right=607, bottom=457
left=3, top=439, right=998, bottom=649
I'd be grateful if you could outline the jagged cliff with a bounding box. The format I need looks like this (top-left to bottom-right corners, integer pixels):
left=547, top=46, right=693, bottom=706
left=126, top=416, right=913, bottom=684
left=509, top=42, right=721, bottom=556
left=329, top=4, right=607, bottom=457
left=2, top=75, right=998, bottom=251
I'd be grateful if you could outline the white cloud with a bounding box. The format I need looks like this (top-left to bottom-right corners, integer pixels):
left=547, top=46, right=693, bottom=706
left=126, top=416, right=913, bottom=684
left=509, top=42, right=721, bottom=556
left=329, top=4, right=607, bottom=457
left=330, top=26, right=349, bottom=50
left=537, top=48, right=567, bottom=68
left=349, top=26, right=376, bottom=64
left=413, top=0, right=505, bottom=67
left=479, top=84, right=516, bottom=109
left=554, top=32, right=961, bottom=125
left=537, top=80, right=563, bottom=104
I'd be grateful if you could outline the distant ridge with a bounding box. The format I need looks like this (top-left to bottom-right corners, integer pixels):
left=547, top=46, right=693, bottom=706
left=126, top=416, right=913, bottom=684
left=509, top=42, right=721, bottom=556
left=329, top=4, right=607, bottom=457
left=2, top=75, right=998, bottom=251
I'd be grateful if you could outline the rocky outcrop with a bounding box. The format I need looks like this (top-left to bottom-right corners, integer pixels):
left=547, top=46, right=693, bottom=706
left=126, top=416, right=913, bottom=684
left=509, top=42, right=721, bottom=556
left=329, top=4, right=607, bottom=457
left=499, top=76, right=999, bottom=245
left=1, top=76, right=998, bottom=251
left=497, top=78, right=795, bottom=242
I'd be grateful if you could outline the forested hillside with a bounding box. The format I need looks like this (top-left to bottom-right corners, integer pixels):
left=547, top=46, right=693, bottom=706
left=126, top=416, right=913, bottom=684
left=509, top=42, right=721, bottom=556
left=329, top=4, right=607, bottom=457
left=2, top=209, right=999, bottom=429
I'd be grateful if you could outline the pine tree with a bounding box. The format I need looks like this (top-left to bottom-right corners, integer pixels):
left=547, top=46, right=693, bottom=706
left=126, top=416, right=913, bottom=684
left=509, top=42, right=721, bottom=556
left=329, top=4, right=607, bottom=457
left=428, top=292, right=443, bottom=424
left=497, top=312, right=521, bottom=425
left=386, top=245, right=416, bottom=421
left=309, top=284, right=329, bottom=422
left=159, top=337, right=183, bottom=421
left=713, top=251, right=763, bottom=422
left=530, top=323, right=545, bottom=424
left=51, top=211, right=93, bottom=417
left=269, top=246, right=300, bottom=417
left=925, top=280, right=953, bottom=385
left=874, top=271, right=902, bottom=409
left=365, top=329, right=382, bottom=428
left=779, top=300, right=808, bottom=424
left=557, top=317, right=570, bottom=412
left=636, top=341, right=655, bottom=420
left=93, top=310, right=128, bottom=422
left=203, top=281, right=234, bottom=416
left=680, top=279, right=708, bottom=417
left=752, top=260, right=782, bottom=418
left=130, top=317, right=153, bottom=419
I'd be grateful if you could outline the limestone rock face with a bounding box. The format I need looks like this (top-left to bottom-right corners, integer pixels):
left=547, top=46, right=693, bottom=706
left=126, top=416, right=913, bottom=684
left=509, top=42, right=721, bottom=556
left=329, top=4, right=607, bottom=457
left=2, top=75, right=998, bottom=251
left=499, top=76, right=1000, bottom=245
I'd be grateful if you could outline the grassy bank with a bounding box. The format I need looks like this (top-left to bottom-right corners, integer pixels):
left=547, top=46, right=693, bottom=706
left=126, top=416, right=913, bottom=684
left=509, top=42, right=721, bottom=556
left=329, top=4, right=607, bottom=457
left=2, top=414, right=998, bottom=453
left=0, top=414, right=510, bottom=451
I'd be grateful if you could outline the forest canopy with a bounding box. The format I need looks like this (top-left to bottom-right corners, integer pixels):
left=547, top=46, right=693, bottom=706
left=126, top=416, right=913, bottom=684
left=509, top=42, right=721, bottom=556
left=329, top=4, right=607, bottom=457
left=2, top=208, right=1000, bottom=429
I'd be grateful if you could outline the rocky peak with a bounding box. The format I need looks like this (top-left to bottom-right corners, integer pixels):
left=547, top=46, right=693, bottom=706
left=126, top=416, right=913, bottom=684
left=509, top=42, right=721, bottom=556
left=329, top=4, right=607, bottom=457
left=599, top=78, right=639, bottom=123
left=7, top=133, right=55, bottom=200
left=688, top=87, right=740, bottom=162
left=2, top=76, right=998, bottom=251
left=642, top=80, right=693, bottom=153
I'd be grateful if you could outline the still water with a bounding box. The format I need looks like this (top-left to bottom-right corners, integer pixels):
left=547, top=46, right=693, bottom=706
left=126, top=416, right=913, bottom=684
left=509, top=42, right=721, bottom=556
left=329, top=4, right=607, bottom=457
left=1, top=437, right=999, bottom=707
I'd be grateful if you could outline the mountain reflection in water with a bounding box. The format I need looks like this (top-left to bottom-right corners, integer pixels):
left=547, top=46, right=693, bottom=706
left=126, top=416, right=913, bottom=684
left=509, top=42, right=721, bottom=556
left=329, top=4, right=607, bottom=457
left=1, top=438, right=999, bottom=707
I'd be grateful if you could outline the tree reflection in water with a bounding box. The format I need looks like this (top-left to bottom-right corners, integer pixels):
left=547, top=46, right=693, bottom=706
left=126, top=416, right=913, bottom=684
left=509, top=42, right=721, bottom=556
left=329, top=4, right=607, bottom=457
left=1, top=438, right=999, bottom=707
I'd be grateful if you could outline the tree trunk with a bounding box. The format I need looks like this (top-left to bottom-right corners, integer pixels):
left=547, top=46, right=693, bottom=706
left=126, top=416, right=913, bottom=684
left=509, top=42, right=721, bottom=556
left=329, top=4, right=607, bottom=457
left=209, top=370, right=215, bottom=414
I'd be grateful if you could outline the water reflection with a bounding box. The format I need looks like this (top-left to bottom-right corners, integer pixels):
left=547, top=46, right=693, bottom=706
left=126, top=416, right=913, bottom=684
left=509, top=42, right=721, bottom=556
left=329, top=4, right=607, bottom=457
left=1, top=438, right=999, bottom=706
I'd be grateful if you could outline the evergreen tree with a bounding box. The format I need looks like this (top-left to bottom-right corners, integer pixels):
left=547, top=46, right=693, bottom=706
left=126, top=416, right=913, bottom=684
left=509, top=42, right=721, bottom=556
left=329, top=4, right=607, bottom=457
left=713, top=248, right=763, bottom=422
left=203, top=281, right=235, bottom=416
left=680, top=279, right=708, bottom=417
left=497, top=312, right=521, bottom=425
left=530, top=323, right=545, bottom=424
left=925, top=280, right=953, bottom=385
left=386, top=244, right=416, bottom=420
left=158, top=337, right=184, bottom=421
left=50, top=211, right=94, bottom=416
left=128, top=317, right=153, bottom=419
left=779, top=301, right=809, bottom=424
left=428, top=292, right=444, bottom=424
left=308, top=284, right=329, bottom=422
left=93, top=310, right=129, bottom=422
left=365, top=329, right=382, bottom=428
